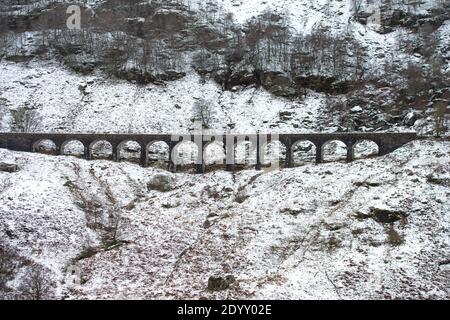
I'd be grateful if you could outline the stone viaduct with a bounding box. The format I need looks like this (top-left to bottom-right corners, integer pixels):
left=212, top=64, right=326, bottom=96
left=0, top=132, right=417, bottom=173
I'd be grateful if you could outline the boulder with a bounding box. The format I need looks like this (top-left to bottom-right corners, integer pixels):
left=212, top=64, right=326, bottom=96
left=370, top=207, right=407, bottom=224
left=351, top=106, right=363, bottom=113
left=159, top=70, right=186, bottom=82
left=207, top=275, right=236, bottom=291
left=64, top=54, right=98, bottom=75
left=355, top=11, right=375, bottom=25
left=147, top=173, right=175, bottom=192
left=403, top=111, right=419, bottom=126
left=279, top=111, right=294, bottom=121
left=0, top=162, right=19, bottom=173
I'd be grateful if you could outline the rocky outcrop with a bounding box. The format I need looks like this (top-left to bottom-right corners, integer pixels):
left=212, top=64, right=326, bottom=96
left=115, top=69, right=186, bottom=85
left=293, top=75, right=352, bottom=95
left=378, top=7, right=450, bottom=34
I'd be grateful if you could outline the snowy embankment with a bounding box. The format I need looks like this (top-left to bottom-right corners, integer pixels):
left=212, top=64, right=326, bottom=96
left=1, top=139, right=449, bottom=299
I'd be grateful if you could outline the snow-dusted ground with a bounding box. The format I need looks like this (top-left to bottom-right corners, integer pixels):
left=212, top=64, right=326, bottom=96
left=1, top=139, right=449, bottom=299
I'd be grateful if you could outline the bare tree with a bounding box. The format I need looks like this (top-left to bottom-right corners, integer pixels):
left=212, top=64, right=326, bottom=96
left=0, top=244, right=16, bottom=296
left=18, top=264, right=53, bottom=300
left=0, top=99, right=7, bottom=130
left=402, top=62, right=426, bottom=96
left=434, top=101, right=448, bottom=137
left=11, top=107, right=42, bottom=132
left=351, top=0, right=364, bottom=15
left=193, top=99, right=213, bottom=129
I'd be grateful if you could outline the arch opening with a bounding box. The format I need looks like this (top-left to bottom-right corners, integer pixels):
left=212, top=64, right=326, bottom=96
left=90, top=140, right=113, bottom=160
left=204, top=141, right=226, bottom=170
left=322, top=140, right=347, bottom=163
left=353, top=140, right=379, bottom=160
left=292, top=140, right=316, bottom=166
left=235, top=140, right=257, bottom=169
left=147, top=141, right=169, bottom=169
left=118, top=141, right=142, bottom=164
left=173, top=141, right=200, bottom=172
left=33, top=139, right=57, bottom=155
left=61, top=140, right=85, bottom=158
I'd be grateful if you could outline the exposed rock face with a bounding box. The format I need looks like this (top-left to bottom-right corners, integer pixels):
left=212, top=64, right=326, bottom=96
left=63, top=55, right=98, bottom=75
left=293, top=76, right=352, bottom=95
left=115, top=69, right=187, bottom=85
left=149, top=7, right=190, bottom=31
left=379, top=8, right=450, bottom=34
left=213, top=68, right=301, bottom=97
left=260, top=71, right=298, bottom=97
left=212, top=65, right=258, bottom=91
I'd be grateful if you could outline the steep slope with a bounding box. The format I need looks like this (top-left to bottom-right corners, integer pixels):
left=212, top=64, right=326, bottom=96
left=1, top=139, right=449, bottom=299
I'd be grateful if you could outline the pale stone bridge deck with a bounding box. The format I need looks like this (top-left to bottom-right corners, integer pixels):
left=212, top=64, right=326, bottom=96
left=0, top=132, right=417, bottom=172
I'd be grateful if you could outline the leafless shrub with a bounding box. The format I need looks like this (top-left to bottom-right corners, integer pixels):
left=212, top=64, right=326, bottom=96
left=386, top=225, right=404, bottom=247
left=402, top=62, right=426, bottom=96
left=0, top=241, right=35, bottom=300
left=103, top=208, right=124, bottom=248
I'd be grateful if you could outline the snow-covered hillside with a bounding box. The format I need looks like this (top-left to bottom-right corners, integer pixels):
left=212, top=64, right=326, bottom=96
left=0, top=60, right=325, bottom=134
left=1, top=0, right=448, bottom=136
left=0, top=0, right=449, bottom=301
left=0, top=139, right=449, bottom=299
